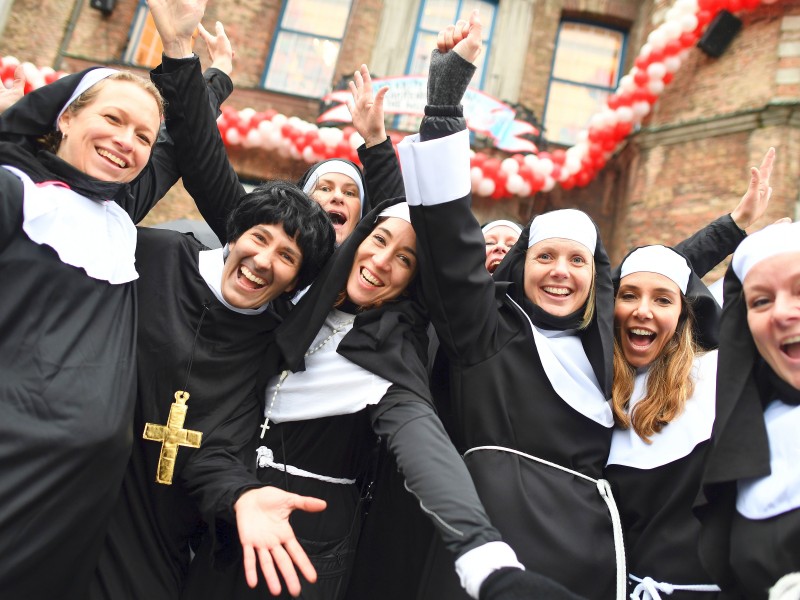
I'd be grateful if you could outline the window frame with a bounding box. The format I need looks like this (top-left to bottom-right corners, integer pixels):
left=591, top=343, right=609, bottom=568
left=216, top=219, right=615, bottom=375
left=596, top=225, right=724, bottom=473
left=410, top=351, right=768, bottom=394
left=260, top=0, right=355, bottom=100
left=542, top=17, right=628, bottom=146
left=123, top=0, right=164, bottom=69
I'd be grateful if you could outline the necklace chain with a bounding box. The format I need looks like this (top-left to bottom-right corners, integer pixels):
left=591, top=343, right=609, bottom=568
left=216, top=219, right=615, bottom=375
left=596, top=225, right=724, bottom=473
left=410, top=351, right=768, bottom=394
left=260, top=317, right=355, bottom=438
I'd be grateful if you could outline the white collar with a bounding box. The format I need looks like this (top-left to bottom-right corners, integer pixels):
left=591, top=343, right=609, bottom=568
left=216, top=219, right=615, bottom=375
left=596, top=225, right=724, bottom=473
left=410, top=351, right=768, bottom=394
left=4, top=165, right=138, bottom=284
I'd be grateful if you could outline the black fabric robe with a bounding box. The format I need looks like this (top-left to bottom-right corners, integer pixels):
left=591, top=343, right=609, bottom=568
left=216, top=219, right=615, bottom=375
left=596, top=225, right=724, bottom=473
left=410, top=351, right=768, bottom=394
left=89, top=229, right=282, bottom=600
left=0, top=65, right=195, bottom=598
left=696, top=261, right=800, bottom=600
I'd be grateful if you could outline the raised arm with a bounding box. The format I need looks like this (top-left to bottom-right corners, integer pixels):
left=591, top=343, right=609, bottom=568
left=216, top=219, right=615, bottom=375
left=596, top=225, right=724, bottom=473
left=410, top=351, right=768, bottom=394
left=398, top=12, right=507, bottom=364
left=148, top=0, right=247, bottom=242
left=348, top=64, right=405, bottom=204
left=368, top=387, right=583, bottom=600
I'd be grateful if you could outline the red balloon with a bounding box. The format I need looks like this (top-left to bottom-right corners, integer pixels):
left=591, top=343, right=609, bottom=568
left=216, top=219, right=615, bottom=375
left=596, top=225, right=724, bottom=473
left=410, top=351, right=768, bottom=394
left=649, top=48, right=665, bottom=63
left=698, top=0, right=716, bottom=10
left=561, top=177, right=575, bottom=191
left=615, top=121, right=633, bottom=138
left=551, top=165, right=562, bottom=180
left=664, top=40, right=682, bottom=56
left=518, top=164, right=534, bottom=181
left=679, top=32, right=698, bottom=48
left=729, top=0, right=743, bottom=12
left=550, top=149, right=566, bottom=164
left=482, top=158, right=502, bottom=178
left=311, top=139, right=326, bottom=155
left=633, top=70, right=649, bottom=87
left=471, top=153, right=487, bottom=168
left=663, top=72, right=674, bottom=85
left=576, top=171, right=592, bottom=188
left=303, top=130, right=319, bottom=147
left=335, top=140, right=351, bottom=158
left=607, top=94, right=620, bottom=110
left=634, top=55, right=649, bottom=70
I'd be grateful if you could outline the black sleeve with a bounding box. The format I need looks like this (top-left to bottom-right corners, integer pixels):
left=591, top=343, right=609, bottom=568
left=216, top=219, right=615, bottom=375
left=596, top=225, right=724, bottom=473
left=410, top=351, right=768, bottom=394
left=203, top=67, right=233, bottom=118
left=180, top=393, right=264, bottom=536
left=674, top=214, right=746, bottom=278
left=0, top=168, right=23, bottom=252
left=151, top=55, right=247, bottom=243
left=368, top=386, right=501, bottom=559
left=357, top=137, right=404, bottom=203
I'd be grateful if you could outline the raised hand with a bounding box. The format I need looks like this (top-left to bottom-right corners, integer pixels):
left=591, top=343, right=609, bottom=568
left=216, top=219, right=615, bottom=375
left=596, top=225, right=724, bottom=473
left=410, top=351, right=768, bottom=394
left=198, top=20, right=234, bottom=76
left=234, top=486, right=327, bottom=596
left=146, top=0, right=208, bottom=58
left=438, top=9, right=482, bottom=64
left=731, top=146, right=776, bottom=230
left=346, top=64, right=389, bottom=148
left=0, top=65, right=26, bottom=114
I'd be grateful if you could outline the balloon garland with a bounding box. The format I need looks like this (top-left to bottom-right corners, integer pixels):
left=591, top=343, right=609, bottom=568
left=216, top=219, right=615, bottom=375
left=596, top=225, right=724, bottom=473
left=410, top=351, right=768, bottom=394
left=0, top=0, right=778, bottom=199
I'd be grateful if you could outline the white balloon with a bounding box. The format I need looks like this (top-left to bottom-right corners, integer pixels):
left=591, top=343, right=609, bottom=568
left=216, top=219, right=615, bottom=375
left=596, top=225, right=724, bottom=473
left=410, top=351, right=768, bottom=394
left=675, top=0, right=698, bottom=14
left=243, top=128, right=262, bottom=148
left=618, top=75, right=636, bottom=94
left=257, top=119, right=274, bottom=135
left=506, top=173, right=524, bottom=195
left=289, top=145, right=302, bottom=160
left=477, top=178, right=496, bottom=197
left=470, top=167, right=484, bottom=187
left=271, top=113, right=288, bottom=127
left=647, top=62, right=667, bottom=80
left=661, top=21, right=682, bottom=42
left=501, top=158, right=519, bottom=174
left=601, top=108, right=619, bottom=127
left=633, top=101, right=651, bottom=119
left=519, top=181, right=532, bottom=197
left=239, top=107, right=257, bottom=123
left=534, top=157, right=554, bottom=177
left=542, top=175, right=556, bottom=193
left=565, top=155, right=582, bottom=175
left=680, top=14, right=698, bottom=34
left=648, top=29, right=667, bottom=50
left=523, top=153, right=539, bottom=167
left=648, top=80, right=665, bottom=95
left=225, top=128, right=242, bottom=146
left=302, top=146, right=317, bottom=163
left=264, top=129, right=282, bottom=150
left=616, top=106, right=635, bottom=123
left=664, top=56, right=682, bottom=73
left=576, top=130, right=589, bottom=144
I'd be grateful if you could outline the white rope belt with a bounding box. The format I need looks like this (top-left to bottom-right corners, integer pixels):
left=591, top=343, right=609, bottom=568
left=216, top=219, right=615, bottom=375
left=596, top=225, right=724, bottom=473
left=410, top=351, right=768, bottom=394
left=256, top=446, right=356, bottom=485
left=464, top=445, right=628, bottom=600
left=629, top=574, right=721, bottom=600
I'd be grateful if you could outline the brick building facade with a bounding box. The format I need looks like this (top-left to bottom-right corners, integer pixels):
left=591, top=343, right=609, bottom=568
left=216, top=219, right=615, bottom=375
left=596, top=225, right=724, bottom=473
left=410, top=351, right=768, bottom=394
left=1, top=0, right=798, bottom=271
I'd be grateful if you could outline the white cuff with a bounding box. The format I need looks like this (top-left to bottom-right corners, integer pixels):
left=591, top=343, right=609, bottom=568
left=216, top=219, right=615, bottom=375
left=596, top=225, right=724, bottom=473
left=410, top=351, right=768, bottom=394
left=455, top=541, right=525, bottom=599
left=397, top=129, right=471, bottom=207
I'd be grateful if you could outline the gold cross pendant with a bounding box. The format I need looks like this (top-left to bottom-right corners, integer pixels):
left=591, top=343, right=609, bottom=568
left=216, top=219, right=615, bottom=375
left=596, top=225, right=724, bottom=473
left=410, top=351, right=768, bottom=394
left=143, top=391, right=203, bottom=485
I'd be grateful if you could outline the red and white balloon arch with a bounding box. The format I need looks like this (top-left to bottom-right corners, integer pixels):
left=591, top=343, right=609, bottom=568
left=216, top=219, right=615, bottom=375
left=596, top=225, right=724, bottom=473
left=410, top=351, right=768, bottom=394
left=1, top=0, right=779, bottom=200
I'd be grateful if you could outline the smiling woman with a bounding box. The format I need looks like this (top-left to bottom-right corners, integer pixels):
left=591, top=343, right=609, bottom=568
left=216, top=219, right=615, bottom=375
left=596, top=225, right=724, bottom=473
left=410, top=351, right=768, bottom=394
left=697, top=222, right=800, bottom=599
left=605, top=245, right=723, bottom=599
left=0, top=67, right=173, bottom=599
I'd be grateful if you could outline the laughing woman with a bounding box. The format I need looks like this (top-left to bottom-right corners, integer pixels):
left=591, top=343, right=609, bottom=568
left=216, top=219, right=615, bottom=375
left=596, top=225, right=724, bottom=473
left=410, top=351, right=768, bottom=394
left=696, top=221, right=800, bottom=599
left=605, top=245, right=723, bottom=600
left=0, top=68, right=167, bottom=598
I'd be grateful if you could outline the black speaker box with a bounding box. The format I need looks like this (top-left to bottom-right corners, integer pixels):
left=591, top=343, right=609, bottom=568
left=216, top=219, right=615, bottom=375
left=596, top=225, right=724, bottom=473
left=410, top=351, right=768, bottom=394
left=697, top=10, right=742, bottom=58
left=89, top=0, right=116, bottom=15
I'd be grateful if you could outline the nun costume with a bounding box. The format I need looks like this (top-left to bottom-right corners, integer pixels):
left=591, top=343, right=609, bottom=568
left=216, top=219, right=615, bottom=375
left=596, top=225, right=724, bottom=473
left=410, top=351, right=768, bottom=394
left=398, top=108, right=623, bottom=600
left=0, top=67, right=179, bottom=599
left=89, top=56, right=333, bottom=600
left=605, top=245, right=722, bottom=599
left=696, top=222, right=800, bottom=600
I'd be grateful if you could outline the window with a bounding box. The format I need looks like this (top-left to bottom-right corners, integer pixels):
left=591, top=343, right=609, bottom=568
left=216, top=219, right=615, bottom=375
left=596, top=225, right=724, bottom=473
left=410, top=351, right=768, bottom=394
left=263, top=0, right=353, bottom=98
left=123, top=0, right=163, bottom=69
left=543, top=20, right=626, bottom=146
left=396, top=0, right=497, bottom=131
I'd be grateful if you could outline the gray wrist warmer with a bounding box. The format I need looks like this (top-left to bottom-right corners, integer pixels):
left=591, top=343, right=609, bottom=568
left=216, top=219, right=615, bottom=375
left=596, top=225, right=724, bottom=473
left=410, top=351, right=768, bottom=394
left=427, top=49, right=477, bottom=106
